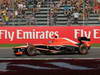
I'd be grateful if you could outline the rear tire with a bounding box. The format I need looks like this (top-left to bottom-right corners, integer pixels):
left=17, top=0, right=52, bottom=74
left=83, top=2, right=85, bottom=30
left=79, top=44, right=88, bottom=55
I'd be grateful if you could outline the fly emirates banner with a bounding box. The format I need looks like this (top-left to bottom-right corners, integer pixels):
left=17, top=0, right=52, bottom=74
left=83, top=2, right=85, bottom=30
left=0, top=26, right=100, bottom=44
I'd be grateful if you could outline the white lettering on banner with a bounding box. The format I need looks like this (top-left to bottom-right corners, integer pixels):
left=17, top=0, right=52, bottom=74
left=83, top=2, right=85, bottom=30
left=74, top=29, right=80, bottom=38
left=8, top=32, right=14, bottom=41
left=0, top=30, right=14, bottom=41
left=94, top=29, right=100, bottom=39
left=0, top=29, right=59, bottom=41
left=84, top=31, right=91, bottom=38
left=74, top=29, right=91, bottom=39
left=17, top=30, right=23, bottom=39
left=16, top=29, right=59, bottom=39
left=0, top=30, right=5, bottom=39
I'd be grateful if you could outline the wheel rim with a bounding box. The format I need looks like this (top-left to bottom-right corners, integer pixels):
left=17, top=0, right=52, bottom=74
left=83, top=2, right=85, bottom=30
left=80, top=45, right=88, bottom=54
left=27, top=47, right=36, bottom=55
left=80, top=49, right=87, bottom=54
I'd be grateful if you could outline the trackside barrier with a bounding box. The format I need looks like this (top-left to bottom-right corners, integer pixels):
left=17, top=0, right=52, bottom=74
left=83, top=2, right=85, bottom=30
left=0, top=26, right=100, bottom=44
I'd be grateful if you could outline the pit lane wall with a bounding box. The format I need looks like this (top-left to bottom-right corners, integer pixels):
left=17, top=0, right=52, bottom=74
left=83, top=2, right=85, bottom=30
left=0, top=26, right=100, bottom=44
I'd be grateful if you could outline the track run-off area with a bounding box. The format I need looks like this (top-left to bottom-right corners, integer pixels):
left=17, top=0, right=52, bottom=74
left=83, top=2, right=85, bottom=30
left=0, top=47, right=99, bottom=58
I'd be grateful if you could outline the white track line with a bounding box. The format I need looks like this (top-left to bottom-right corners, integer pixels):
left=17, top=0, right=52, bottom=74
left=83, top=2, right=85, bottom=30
left=0, top=58, right=100, bottom=60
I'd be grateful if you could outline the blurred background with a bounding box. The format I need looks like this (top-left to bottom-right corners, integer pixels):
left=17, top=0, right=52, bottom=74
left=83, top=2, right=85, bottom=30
left=0, top=0, right=100, bottom=26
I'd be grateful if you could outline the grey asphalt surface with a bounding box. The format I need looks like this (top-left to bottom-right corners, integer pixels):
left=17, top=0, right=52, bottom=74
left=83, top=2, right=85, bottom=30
left=0, top=47, right=100, bottom=58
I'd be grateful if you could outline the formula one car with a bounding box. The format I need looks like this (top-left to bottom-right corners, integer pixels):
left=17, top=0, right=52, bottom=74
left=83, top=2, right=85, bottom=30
left=13, top=37, right=91, bottom=56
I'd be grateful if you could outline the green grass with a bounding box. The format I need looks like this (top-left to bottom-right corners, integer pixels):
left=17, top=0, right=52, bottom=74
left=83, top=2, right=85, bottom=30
left=0, top=44, right=100, bottom=47
left=92, top=44, right=100, bottom=47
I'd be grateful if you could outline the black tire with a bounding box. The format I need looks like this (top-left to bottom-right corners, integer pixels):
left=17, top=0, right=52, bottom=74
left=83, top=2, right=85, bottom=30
left=79, top=44, right=88, bottom=55
left=26, top=45, right=37, bottom=56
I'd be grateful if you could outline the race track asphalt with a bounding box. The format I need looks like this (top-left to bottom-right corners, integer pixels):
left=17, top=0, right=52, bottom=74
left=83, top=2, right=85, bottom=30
left=0, top=47, right=100, bottom=58
left=0, top=48, right=100, bottom=75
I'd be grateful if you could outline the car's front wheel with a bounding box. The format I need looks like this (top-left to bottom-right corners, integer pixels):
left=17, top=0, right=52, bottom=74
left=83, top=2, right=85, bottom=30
left=26, top=45, right=37, bottom=56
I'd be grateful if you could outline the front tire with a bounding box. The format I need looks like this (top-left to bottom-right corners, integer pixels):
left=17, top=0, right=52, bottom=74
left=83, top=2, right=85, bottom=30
left=26, top=45, right=37, bottom=56
left=79, top=44, right=88, bottom=55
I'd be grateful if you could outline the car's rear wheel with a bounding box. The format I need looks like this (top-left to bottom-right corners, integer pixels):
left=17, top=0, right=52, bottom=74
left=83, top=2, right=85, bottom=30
left=26, top=45, right=37, bottom=56
left=79, top=44, right=88, bottom=55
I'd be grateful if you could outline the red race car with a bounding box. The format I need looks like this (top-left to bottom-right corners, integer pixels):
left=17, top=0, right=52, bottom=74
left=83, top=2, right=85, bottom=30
left=13, top=37, right=91, bottom=56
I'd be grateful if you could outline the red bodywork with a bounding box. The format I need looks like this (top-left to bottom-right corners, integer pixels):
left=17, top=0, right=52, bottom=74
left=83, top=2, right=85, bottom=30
left=13, top=37, right=91, bottom=56
left=48, top=38, right=79, bottom=47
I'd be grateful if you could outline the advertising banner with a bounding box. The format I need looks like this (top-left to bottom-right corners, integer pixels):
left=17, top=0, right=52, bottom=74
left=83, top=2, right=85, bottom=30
left=0, top=26, right=100, bottom=44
